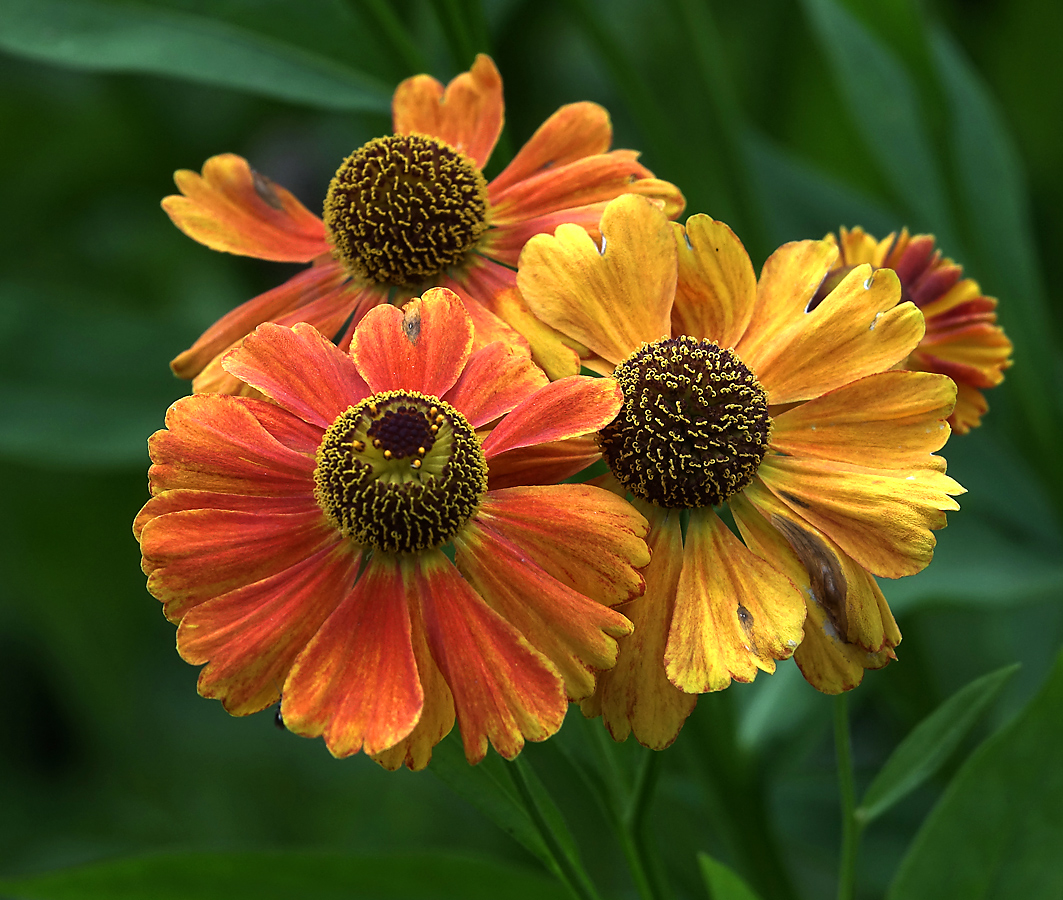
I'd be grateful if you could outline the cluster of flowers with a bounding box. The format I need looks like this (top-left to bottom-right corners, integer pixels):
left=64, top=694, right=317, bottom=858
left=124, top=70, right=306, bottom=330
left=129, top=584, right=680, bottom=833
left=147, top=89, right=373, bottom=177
left=135, top=56, right=1012, bottom=768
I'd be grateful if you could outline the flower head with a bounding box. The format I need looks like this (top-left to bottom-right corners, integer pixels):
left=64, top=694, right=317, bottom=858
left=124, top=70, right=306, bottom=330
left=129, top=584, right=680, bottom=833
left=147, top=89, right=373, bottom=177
left=163, top=55, right=685, bottom=394
left=821, top=227, right=1012, bottom=434
left=516, top=196, right=964, bottom=748
left=134, top=287, right=650, bottom=768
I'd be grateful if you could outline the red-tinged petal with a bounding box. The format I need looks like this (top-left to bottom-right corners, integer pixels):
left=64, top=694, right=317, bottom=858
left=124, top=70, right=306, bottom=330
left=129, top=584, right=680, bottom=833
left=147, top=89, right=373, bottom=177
left=517, top=194, right=676, bottom=365
left=455, top=520, right=632, bottom=700
left=584, top=505, right=696, bottom=749
left=771, top=371, right=955, bottom=470
left=758, top=454, right=963, bottom=578
left=178, top=543, right=359, bottom=716
left=672, top=216, right=757, bottom=349
left=442, top=341, right=548, bottom=427
left=281, top=554, right=422, bottom=757
left=487, top=435, right=601, bottom=490
left=478, top=286, right=582, bottom=381
left=171, top=262, right=349, bottom=381
left=245, top=398, right=323, bottom=455
left=444, top=261, right=532, bottom=356
left=665, top=507, right=805, bottom=693
left=740, top=261, right=926, bottom=404
left=133, top=489, right=310, bottom=542
left=352, top=287, right=473, bottom=396
left=472, top=486, right=649, bottom=606
left=163, top=154, right=329, bottom=261
left=141, top=503, right=334, bottom=623
left=489, top=102, right=612, bottom=194
left=392, top=54, right=503, bottom=169
left=147, top=395, right=316, bottom=497
left=481, top=376, right=621, bottom=458
left=223, top=323, right=371, bottom=428
left=413, top=550, right=566, bottom=763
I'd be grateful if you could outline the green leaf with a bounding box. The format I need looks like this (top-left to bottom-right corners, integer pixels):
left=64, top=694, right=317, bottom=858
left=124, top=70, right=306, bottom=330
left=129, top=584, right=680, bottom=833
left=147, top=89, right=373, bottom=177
left=798, top=0, right=956, bottom=244
left=0, top=0, right=392, bottom=112
left=888, top=651, right=1063, bottom=899
left=0, top=851, right=568, bottom=900
left=858, top=663, right=1018, bottom=823
left=698, top=853, right=765, bottom=900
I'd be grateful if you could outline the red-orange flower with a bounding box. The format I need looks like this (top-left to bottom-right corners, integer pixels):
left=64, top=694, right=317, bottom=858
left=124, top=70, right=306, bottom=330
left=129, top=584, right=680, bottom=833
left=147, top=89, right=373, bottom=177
left=163, top=54, right=684, bottom=394
left=134, top=287, right=649, bottom=768
left=517, top=196, right=964, bottom=748
left=823, top=227, right=1012, bottom=434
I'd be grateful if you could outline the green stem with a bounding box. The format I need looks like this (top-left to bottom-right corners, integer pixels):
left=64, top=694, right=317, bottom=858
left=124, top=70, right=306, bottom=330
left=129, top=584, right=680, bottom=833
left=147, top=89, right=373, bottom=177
left=510, top=756, right=603, bottom=900
left=834, top=695, right=860, bottom=900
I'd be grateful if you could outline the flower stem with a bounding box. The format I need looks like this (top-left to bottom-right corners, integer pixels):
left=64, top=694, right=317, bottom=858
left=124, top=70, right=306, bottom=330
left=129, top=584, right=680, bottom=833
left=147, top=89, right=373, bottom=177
left=622, top=749, right=668, bottom=900
left=834, top=694, right=860, bottom=900
left=510, top=756, right=603, bottom=900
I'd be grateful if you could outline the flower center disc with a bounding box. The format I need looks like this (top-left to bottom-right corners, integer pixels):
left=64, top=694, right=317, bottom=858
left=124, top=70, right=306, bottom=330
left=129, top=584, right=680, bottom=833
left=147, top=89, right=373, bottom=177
left=323, top=133, right=489, bottom=286
left=599, top=337, right=772, bottom=509
left=314, top=391, right=488, bottom=554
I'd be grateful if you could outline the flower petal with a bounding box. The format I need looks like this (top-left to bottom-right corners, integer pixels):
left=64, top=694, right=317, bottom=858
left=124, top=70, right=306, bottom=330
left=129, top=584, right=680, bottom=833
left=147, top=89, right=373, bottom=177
left=486, top=435, right=601, bottom=490
left=178, top=543, right=359, bottom=715
left=758, top=454, right=963, bottom=578
left=281, top=554, right=423, bottom=757
left=163, top=153, right=329, bottom=261
left=351, top=287, right=473, bottom=396
left=148, top=395, right=315, bottom=496
left=948, top=381, right=990, bottom=436
left=490, top=286, right=584, bottom=381
left=442, top=340, right=548, bottom=427
left=517, top=194, right=676, bottom=365
left=771, top=371, right=955, bottom=470
left=455, top=519, right=632, bottom=700
left=481, top=376, right=621, bottom=458
left=583, top=505, right=696, bottom=749
left=392, top=54, right=503, bottom=169
left=665, top=507, right=805, bottom=693
left=472, top=485, right=649, bottom=607
left=223, top=323, right=372, bottom=428
left=672, top=216, right=757, bottom=349
left=413, top=550, right=566, bottom=763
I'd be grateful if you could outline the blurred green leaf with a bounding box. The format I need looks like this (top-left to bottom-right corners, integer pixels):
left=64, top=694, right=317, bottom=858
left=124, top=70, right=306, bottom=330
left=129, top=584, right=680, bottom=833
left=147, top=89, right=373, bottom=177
left=698, top=853, right=764, bottom=900
left=858, top=663, right=1018, bottom=823
left=0, top=851, right=568, bottom=900
left=888, top=650, right=1063, bottom=899
left=0, top=0, right=392, bottom=112
left=798, top=0, right=956, bottom=245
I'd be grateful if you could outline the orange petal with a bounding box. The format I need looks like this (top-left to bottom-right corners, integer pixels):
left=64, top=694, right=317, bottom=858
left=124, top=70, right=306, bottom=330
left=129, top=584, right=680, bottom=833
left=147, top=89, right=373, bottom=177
left=472, top=485, right=649, bottom=606
left=351, top=287, right=473, bottom=396
left=244, top=397, right=323, bottom=455
left=758, top=454, right=963, bottom=578
left=771, top=371, right=956, bottom=470
left=672, top=216, right=757, bottom=349
left=147, top=395, right=316, bottom=496
left=517, top=194, right=676, bottom=364
left=455, top=520, right=632, bottom=700
left=739, top=256, right=926, bottom=404
left=584, top=505, right=697, bottom=749
left=486, top=435, right=601, bottom=490
left=948, top=381, right=990, bottom=435
left=171, top=262, right=350, bottom=381
left=178, top=543, right=359, bottom=716
left=163, top=153, right=329, bottom=261
left=489, top=102, right=612, bottom=194
left=413, top=550, right=566, bottom=763
left=140, top=501, right=333, bottom=623
left=392, top=54, right=503, bottom=169
left=134, top=488, right=307, bottom=542
left=481, top=376, right=621, bottom=458
left=281, top=554, right=423, bottom=757
left=441, top=340, right=548, bottom=427
left=490, top=286, right=583, bottom=381
left=665, top=507, right=805, bottom=693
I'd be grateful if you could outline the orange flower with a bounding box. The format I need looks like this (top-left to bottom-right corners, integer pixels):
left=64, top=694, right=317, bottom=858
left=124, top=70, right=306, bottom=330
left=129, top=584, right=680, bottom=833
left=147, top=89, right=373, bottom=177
left=823, top=227, right=1012, bottom=434
left=516, top=196, right=964, bottom=748
left=134, top=287, right=649, bottom=768
left=164, top=55, right=684, bottom=394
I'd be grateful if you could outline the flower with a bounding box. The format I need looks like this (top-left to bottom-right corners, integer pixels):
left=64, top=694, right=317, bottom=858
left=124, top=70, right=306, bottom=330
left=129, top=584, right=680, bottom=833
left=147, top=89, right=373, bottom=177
left=821, top=227, right=1012, bottom=434
left=515, top=195, right=964, bottom=748
left=133, top=287, right=650, bottom=768
left=163, top=54, right=685, bottom=394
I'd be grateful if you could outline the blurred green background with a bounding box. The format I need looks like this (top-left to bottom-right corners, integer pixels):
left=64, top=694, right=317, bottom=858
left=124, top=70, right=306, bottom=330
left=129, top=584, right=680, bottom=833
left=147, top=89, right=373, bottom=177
left=1, top=1, right=1061, bottom=898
